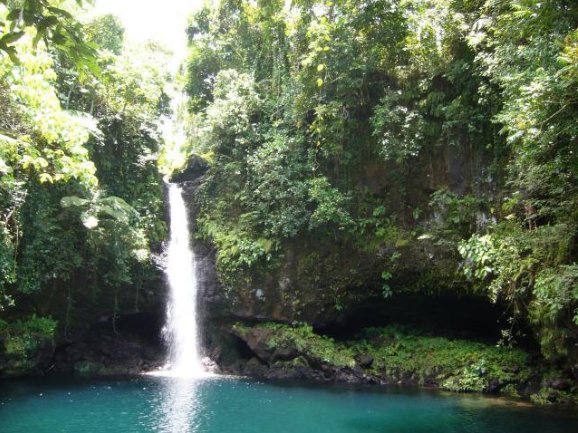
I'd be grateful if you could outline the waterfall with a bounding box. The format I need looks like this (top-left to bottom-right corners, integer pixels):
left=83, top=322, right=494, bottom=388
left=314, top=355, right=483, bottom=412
left=162, top=183, right=204, bottom=376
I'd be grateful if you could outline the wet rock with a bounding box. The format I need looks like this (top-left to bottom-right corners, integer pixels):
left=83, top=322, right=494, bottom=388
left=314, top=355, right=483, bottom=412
left=268, top=365, right=305, bottom=380
left=357, top=354, right=373, bottom=368
left=272, top=345, right=301, bottom=362
left=232, top=327, right=275, bottom=361
left=243, top=357, right=269, bottom=377
left=201, top=357, right=220, bottom=374
left=545, top=378, right=571, bottom=391
left=335, top=368, right=359, bottom=383
left=486, top=379, right=501, bottom=394
left=51, top=323, right=164, bottom=377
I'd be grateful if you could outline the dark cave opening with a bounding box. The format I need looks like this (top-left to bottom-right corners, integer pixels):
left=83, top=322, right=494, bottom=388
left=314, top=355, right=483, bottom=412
left=316, top=293, right=515, bottom=344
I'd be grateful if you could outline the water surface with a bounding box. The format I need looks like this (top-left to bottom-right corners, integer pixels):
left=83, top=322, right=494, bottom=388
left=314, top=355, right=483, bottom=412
left=0, top=377, right=576, bottom=433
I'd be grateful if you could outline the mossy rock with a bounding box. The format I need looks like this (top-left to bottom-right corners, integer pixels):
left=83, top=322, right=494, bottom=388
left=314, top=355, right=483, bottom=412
left=229, top=322, right=578, bottom=404
left=530, top=388, right=578, bottom=406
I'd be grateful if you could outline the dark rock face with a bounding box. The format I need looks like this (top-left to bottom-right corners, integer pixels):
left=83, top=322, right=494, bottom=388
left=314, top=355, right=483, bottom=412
left=170, top=154, right=209, bottom=183
left=52, top=314, right=165, bottom=376
left=222, top=345, right=375, bottom=385
left=185, top=227, right=385, bottom=329
left=0, top=311, right=165, bottom=378
left=226, top=325, right=365, bottom=384
left=53, top=335, right=163, bottom=376
left=218, top=244, right=382, bottom=326
left=224, top=325, right=363, bottom=384
left=231, top=326, right=303, bottom=364
left=174, top=140, right=499, bottom=332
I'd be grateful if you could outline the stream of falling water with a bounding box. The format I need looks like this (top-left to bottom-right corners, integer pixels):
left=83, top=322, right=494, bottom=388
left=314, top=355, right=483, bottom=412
left=162, top=183, right=205, bottom=376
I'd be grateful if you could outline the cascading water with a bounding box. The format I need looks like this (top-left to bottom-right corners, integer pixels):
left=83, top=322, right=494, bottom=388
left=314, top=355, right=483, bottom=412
left=162, top=183, right=204, bottom=376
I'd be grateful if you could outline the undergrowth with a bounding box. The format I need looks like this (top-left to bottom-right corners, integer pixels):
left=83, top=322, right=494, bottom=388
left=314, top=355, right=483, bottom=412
left=235, top=322, right=578, bottom=404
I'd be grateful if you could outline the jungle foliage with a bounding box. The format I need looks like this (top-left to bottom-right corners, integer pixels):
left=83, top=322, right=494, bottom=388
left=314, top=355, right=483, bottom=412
left=0, top=2, right=167, bottom=335
left=1, top=0, right=577, bottom=380
left=182, top=0, right=578, bottom=366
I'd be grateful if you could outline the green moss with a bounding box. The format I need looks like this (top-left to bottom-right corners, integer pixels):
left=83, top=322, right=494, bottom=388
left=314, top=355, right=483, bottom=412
left=235, top=322, right=578, bottom=404
left=1, top=315, right=57, bottom=355
left=500, top=384, right=521, bottom=398
left=0, top=316, right=57, bottom=376
left=441, top=361, right=491, bottom=393
left=530, top=388, right=578, bottom=406
left=234, top=322, right=356, bottom=368
left=7, top=316, right=57, bottom=337
left=349, top=326, right=532, bottom=392
left=237, top=323, right=543, bottom=396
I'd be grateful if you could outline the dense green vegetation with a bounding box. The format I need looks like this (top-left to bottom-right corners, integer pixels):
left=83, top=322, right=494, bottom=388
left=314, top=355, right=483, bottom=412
left=182, top=0, right=578, bottom=374
left=1, top=0, right=167, bottom=356
left=234, top=322, right=578, bottom=404
left=1, top=0, right=577, bottom=403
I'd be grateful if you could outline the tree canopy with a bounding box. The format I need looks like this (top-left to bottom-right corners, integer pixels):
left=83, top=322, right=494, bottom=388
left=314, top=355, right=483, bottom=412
left=0, top=1, right=167, bottom=335
left=181, top=0, right=578, bottom=364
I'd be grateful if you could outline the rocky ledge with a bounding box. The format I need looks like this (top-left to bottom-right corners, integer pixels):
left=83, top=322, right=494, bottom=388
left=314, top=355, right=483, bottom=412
left=0, top=312, right=164, bottom=379
left=218, top=322, right=578, bottom=406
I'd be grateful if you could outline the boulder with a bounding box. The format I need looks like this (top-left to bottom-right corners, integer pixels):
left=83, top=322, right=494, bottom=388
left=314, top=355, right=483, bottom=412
left=231, top=326, right=276, bottom=363
left=357, top=354, right=374, bottom=368
left=170, top=154, right=209, bottom=183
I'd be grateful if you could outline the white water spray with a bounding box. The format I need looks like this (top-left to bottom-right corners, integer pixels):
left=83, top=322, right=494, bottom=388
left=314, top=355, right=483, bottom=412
left=162, top=183, right=204, bottom=376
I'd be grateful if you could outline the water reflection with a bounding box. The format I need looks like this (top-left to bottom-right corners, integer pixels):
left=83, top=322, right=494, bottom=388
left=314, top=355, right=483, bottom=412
left=155, top=378, right=202, bottom=433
